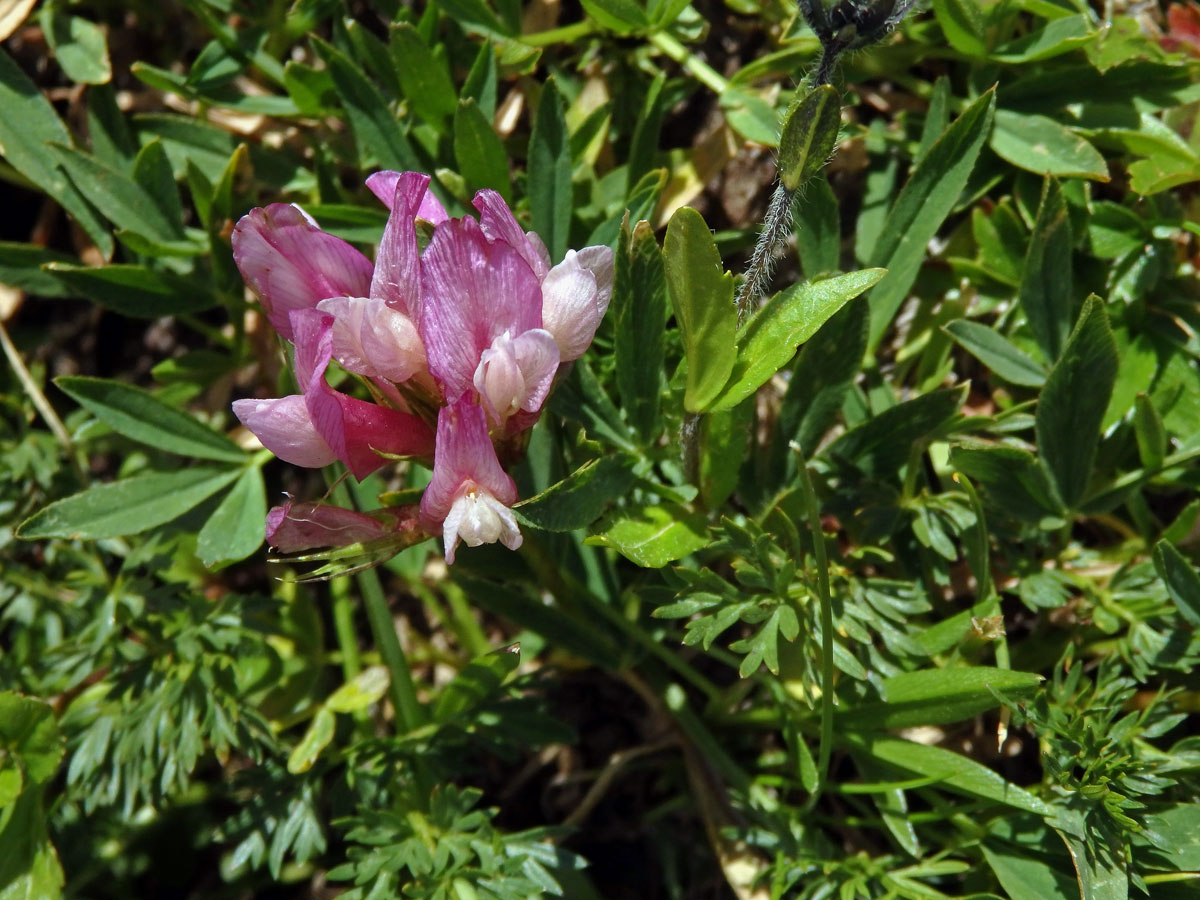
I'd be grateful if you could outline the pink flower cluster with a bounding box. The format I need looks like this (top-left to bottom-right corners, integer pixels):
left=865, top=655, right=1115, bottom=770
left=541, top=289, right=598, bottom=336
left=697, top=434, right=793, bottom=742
left=231, top=172, right=613, bottom=562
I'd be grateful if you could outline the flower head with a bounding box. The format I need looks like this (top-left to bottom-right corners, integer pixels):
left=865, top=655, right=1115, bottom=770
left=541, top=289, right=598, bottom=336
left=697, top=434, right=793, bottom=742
left=231, top=171, right=613, bottom=565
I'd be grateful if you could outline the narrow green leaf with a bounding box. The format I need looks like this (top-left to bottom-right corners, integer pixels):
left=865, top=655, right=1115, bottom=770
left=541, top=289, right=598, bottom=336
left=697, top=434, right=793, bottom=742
left=1021, top=177, right=1073, bottom=362
left=701, top=402, right=752, bottom=509
left=0, top=242, right=75, bottom=296
left=391, top=22, right=458, bottom=126
left=43, top=262, right=215, bottom=318
left=708, top=269, right=885, bottom=412
left=325, top=666, right=391, bottom=713
left=131, top=139, right=184, bottom=236
left=720, top=88, right=780, bottom=147
left=86, top=83, right=137, bottom=170
left=196, top=466, right=266, bottom=567
left=992, top=14, right=1096, bottom=62
left=793, top=174, right=840, bottom=278
left=49, top=143, right=183, bottom=241
left=435, top=0, right=512, bottom=37
left=943, top=319, right=1047, bottom=387
left=992, top=109, right=1109, bottom=180
left=664, top=207, right=737, bottom=412
left=1133, top=393, right=1167, bottom=470
left=528, top=79, right=572, bottom=263
left=1036, top=297, right=1119, bottom=509
left=614, top=220, right=668, bottom=443
left=778, top=85, right=841, bottom=191
left=586, top=502, right=710, bottom=568
left=514, top=455, right=637, bottom=531
left=313, top=37, right=419, bottom=171
left=867, top=89, right=996, bottom=350
left=43, top=6, right=111, bottom=84
left=17, top=466, right=242, bottom=540
left=915, top=77, right=952, bottom=165
left=57, top=376, right=245, bottom=462
left=580, top=0, right=649, bottom=33
left=462, top=42, right=498, bottom=120
left=287, top=708, right=335, bottom=774
left=852, top=735, right=1053, bottom=815
left=933, top=0, right=987, bottom=57
left=838, top=667, right=1042, bottom=730
left=434, top=646, right=520, bottom=723
left=548, top=357, right=636, bottom=450
left=454, top=97, right=512, bottom=200
left=1153, top=540, right=1200, bottom=627
left=952, top=444, right=1064, bottom=523
left=0, top=47, right=112, bottom=257
left=774, top=299, right=866, bottom=478
left=829, top=386, right=967, bottom=479
left=982, top=843, right=1077, bottom=900
left=628, top=72, right=666, bottom=189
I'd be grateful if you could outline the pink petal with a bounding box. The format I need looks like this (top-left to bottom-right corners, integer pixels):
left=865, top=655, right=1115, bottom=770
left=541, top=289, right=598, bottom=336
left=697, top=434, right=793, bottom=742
left=473, top=329, right=560, bottom=424
left=419, top=216, right=543, bottom=400
left=232, top=395, right=337, bottom=469
left=369, top=171, right=432, bottom=317
left=367, top=171, right=449, bottom=224
left=473, top=189, right=550, bottom=279
left=232, top=204, right=373, bottom=341
left=318, top=296, right=427, bottom=384
left=420, top=398, right=518, bottom=533
left=540, top=250, right=609, bottom=362
left=290, top=309, right=436, bottom=480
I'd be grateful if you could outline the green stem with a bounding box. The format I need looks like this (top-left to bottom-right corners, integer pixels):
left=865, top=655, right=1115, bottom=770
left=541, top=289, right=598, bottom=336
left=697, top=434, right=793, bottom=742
left=357, top=564, right=426, bottom=732
left=649, top=31, right=729, bottom=95
left=330, top=575, right=362, bottom=683
left=521, top=20, right=597, bottom=46
left=327, top=477, right=425, bottom=732
left=793, top=443, right=835, bottom=805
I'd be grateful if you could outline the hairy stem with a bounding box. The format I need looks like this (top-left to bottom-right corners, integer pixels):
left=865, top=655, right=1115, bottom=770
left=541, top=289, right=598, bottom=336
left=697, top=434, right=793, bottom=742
left=733, top=182, right=794, bottom=323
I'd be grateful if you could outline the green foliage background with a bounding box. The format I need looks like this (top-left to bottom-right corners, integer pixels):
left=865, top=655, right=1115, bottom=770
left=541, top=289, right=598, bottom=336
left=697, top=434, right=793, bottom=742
left=2, top=0, right=1200, bottom=898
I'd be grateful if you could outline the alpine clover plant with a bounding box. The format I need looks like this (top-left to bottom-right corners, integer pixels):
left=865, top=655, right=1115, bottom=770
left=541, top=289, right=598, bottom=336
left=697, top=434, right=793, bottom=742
left=3, top=0, right=1200, bottom=898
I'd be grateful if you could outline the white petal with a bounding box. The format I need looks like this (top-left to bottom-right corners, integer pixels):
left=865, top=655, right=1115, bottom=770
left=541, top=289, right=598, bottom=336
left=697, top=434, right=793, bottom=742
left=541, top=252, right=603, bottom=362
left=318, top=296, right=426, bottom=384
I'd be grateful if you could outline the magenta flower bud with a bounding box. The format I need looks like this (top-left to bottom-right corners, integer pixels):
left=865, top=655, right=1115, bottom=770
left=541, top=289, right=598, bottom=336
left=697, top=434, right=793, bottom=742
left=232, top=204, right=373, bottom=341
left=266, top=500, right=421, bottom=554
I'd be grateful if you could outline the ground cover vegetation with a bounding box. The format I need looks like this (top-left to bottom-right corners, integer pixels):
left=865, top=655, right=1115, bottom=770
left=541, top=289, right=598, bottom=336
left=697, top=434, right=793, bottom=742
left=2, top=0, right=1200, bottom=897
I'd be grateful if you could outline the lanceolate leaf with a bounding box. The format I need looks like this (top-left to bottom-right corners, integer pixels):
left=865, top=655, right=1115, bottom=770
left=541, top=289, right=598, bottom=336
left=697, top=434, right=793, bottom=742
left=1036, top=297, right=1119, bottom=510
left=528, top=78, right=572, bottom=263
left=777, top=84, right=841, bottom=190
left=196, top=465, right=267, bottom=567
left=991, top=110, right=1109, bottom=180
left=707, top=268, right=885, bottom=413
left=664, top=207, right=737, bottom=413
left=0, top=47, right=112, bottom=256
left=313, top=37, right=420, bottom=172
left=851, top=735, right=1053, bottom=816
left=613, top=220, right=668, bottom=443
left=943, top=319, right=1047, bottom=387
left=43, top=262, right=215, bottom=318
left=514, top=455, right=637, bottom=532
left=1021, top=178, right=1073, bottom=362
left=17, top=466, right=242, bottom=540
left=838, top=667, right=1043, bottom=730
left=867, top=89, right=996, bottom=350
left=56, top=376, right=246, bottom=463
left=1153, top=540, right=1200, bottom=627
left=586, top=502, right=709, bottom=568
